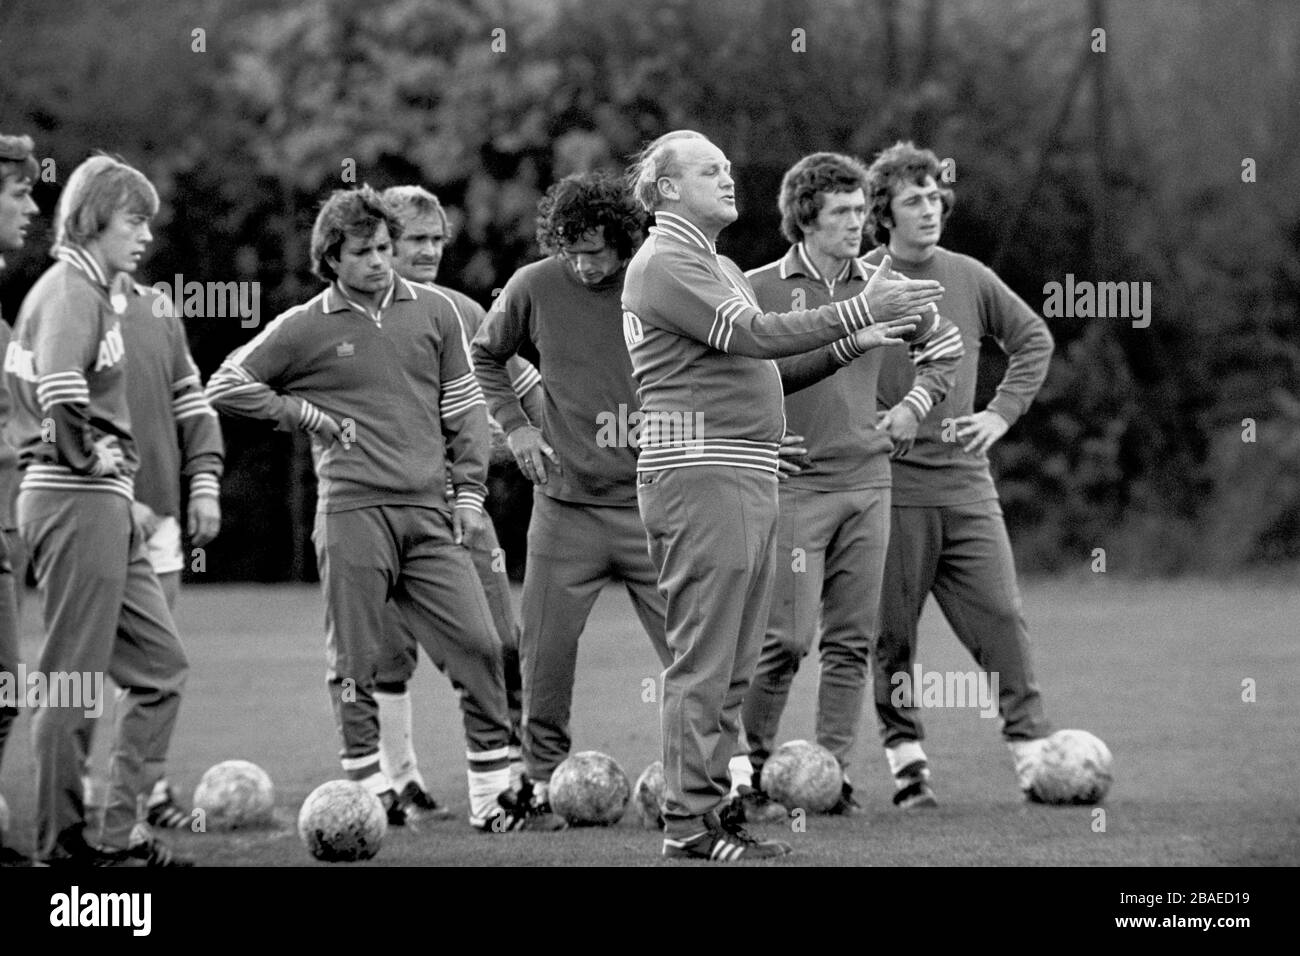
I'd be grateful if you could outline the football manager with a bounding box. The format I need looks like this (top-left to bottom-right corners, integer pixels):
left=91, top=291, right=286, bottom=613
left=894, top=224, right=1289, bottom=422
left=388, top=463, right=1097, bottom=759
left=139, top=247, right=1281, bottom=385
left=621, top=129, right=944, bottom=861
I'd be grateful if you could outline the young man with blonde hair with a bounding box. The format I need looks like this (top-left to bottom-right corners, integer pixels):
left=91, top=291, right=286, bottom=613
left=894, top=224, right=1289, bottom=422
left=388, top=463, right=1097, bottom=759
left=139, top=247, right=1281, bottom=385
left=7, top=154, right=191, bottom=866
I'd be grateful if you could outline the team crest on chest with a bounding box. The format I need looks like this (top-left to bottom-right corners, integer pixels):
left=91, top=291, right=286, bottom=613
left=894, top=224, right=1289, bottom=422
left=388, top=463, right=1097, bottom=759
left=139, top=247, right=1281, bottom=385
left=95, top=323, right=126, bottom=371
left=336, top=341, right=355, bottom=357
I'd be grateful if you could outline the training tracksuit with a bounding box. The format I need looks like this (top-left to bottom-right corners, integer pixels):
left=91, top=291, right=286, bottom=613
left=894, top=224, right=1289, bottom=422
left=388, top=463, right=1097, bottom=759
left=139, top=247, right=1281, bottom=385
left=865, top=245, right=1054, bottom=766
left=472, top=256, right=672, bottom=786
left=207, top=276, right=511, bottom=816
left=621, top=211, right=885, bottom=839
left=120, top=281, right=224, bottom=601
left=378, top=281, right=540, bottom=762
left=742, top=243, right=963, bottom=781
left=7, top=247, right=187, bottom=859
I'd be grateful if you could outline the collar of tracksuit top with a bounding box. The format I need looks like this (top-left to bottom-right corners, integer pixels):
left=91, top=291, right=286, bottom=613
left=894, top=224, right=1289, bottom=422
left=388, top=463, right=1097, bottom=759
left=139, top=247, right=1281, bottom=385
left=56, top=244, right=115, bottom=296
left=323, top=276, right=409, bottom=325
left=778, top=242, right=870, bottom=294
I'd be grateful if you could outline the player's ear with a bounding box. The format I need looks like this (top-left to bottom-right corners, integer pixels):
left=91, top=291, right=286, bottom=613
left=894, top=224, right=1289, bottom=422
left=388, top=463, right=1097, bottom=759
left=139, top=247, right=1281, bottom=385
left=656, top=175, right=678, bottom=203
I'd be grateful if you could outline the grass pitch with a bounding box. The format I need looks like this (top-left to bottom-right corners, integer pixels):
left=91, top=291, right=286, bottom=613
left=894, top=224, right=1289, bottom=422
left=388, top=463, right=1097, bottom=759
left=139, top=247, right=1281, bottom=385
left=1, top=575, right=1296, bottom=866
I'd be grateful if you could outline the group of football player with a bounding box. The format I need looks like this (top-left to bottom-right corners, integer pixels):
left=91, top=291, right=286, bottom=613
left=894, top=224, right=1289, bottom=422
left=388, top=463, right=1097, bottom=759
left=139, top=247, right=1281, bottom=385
left=0, top=124, right=1054, bottom=865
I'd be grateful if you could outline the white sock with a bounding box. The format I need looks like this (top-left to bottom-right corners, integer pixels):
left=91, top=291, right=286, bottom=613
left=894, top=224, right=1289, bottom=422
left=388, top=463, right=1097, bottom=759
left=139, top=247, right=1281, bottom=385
left=468, top=767, right=511, bottom=826
left=375, top=689, right=419, bottom=791
left=728, top=754, right=754, bottom=796
left=885, top=741, right=929, bottom=780
left=1007, top=738, right=1049, bottom=790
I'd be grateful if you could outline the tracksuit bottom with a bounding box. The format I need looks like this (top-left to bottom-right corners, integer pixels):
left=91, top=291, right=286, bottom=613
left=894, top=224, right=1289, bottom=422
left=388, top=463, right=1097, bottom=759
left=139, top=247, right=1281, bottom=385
left=638, top=465, right=778, bottom=839
left=18, top=488, right=187, bottom=859
left=744, top=485, right=890, bottom=780
left=518, top=491, right=672, bottom=784
left=381, top=514, right=523, bottom=746
left=873, top=498, right=1050, bottom=749
left=313, top=505, right=511, bottom=795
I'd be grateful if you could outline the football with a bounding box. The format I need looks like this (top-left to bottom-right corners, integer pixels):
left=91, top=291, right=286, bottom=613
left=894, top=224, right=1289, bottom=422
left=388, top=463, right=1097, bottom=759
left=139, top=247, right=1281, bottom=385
left=631, top=760, right=666, bottom=830
left=549, top=750, right=631, bottom=826
left=193, top=759, right=275, bottom=830
left=1024, top=729, right=1114, bottom=804
left=297, top=780, right=387, bottom=862
left=761, top=740, right=843, bottom=813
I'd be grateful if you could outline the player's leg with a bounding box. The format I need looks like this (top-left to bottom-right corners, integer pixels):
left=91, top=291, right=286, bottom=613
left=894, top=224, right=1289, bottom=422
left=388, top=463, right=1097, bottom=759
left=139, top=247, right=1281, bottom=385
left=0, top=527, right=24, bottom=863
left=313, top=506, right=405, bottom=820
left=517, top=491, right=609, bottom=816
left=641, top=466, right=788, bottom=859
left=928, top=499, right=1051, bottom=791
left=97, top=540, right=190, bottom=864
left=814, top=486, right=890, bottom=812
left=396, top=506, right=516, bottom=831
left=140, top=516, right=188, bottom=829
left=742, top=487, right=827, bottom=777
left=468, top=516, right=525, bottom=789
left=873, top=505, right=943, bottom=807
left=609, top=503, right=673, bottom=668
left=373, top=601, right=442, bottom=817
left=19, top=489, right=128, bottom=863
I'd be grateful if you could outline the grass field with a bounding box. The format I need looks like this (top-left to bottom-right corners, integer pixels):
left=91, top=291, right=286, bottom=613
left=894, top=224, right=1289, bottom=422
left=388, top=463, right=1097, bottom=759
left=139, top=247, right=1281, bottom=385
left=1, top=576, right=1297, bottom=867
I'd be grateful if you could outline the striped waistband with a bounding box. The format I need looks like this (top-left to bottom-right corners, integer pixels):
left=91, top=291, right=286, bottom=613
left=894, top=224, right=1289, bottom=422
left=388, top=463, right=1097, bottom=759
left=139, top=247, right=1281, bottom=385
left=636, top=439, right=780, bottom=473
left=20, top=464, right=135, bottom=501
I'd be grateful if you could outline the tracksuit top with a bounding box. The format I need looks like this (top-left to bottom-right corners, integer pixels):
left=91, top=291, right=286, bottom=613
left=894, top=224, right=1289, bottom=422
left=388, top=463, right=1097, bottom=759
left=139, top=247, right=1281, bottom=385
left=120, top=280, right=223, bottom=517
left=620, top=212, right=880, bottom=474
left=472, top=256, right=640, bottom=506
left=866, top=245, right=1054, bottom=506
left=5, top=246, right=138, bottom=501
left=206, top=275, right=489, bottom=515
left=0, top=294, right=16, bottom=527
left=748, top=243, right=965, bottom=492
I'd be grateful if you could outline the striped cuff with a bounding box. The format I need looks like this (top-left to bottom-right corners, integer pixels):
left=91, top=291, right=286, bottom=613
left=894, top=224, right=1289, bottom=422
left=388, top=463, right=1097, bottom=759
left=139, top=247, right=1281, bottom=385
left=830, top=334, right=866, bottom=365
left=297, top=399, right=326, bottom=433
left=901, top=385, right=934, bottom=421
left=189, top=473, right=221, bottom=499
left=454, top=487, right=486, bottom=513
left=833, top=294, right=874, bottom=333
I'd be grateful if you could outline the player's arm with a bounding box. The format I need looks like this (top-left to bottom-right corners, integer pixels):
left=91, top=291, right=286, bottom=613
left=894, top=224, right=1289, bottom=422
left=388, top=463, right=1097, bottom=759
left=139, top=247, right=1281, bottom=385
left=472, top=281, right=557, bottom=483
left=439, top=312, right=491, bottom=543
left=31, top=289, right=124, bottom=476
left=461, top=291, right=544, bottom=428
left=166, top=307, right=224, bottom=544
left=981, top=272, right=1054, bottom=427
left=954, top=271, right=1054, bottom=454
left=642, top=252, right=938, bottom=359
left=205, top=315, right=339, bottom=444
left=877, top=310, right=965, bottom=459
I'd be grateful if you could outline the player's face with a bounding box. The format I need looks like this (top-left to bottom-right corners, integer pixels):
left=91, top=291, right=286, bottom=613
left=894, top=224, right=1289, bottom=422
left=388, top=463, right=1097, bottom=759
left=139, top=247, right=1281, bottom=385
left=559, top=229, right=623, bottom=286
left=391, top=213, right=446, bottom=283
left=886, top=175, right=944, bottom=255
left=330, top=223, right=394, bottom=296
left=0, top=176, right=39, bottom=254
left=804, top=188, right=866, bottom=265
left=89, top=207, right=153, bottom=274
left=665, top=139, right=737, bottom=233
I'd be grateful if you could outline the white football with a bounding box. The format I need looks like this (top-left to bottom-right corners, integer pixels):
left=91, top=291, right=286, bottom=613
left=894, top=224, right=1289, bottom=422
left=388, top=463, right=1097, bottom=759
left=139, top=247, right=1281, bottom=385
left=298, top=780, right=387, bottom=863
left=1025, top=729, right=1114, bottom=804
left=550, top=751, right=631, bottom=826
left=761, top=740, right=843, bottom=813
left=193, top=759, right=275, bottom=830
left=631, top=760, right=666, bottom=830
